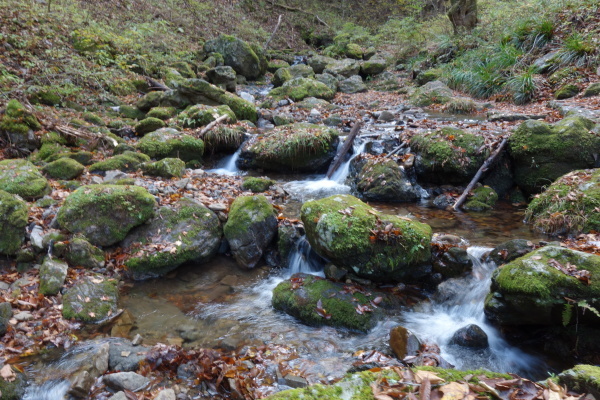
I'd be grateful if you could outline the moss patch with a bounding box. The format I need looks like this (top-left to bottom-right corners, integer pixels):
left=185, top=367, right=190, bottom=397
left=42, top=157, right=85, bottom=180
left=0, top=190, right=28, bottom=255
left=142, top=157, right=186, bottom=178
left=177, top=104, right=236, bottom=128
left=242, top=177, right=275, bottom=192
left=89, top=151, right=150, bottom=174
left=267, top=77, right=335, bottom=102
left=135, top=117, right=166, bottom=135
left=137, top=128, right=204, bottom=161
left=146, top=106, right=177, bottom=120
left=0, top=159, right=51, bottom=199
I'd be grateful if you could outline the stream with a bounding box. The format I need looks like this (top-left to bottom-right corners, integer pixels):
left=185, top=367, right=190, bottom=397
left=22, top=106, right=556, bottom=398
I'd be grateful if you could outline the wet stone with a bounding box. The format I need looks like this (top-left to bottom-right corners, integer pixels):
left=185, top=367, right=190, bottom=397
left=103, top=371, right=150, bottom=392
left=109, top=339, right=148, bottom=371
left=449, top=324, right=489, bottom=348
left=283, top=374, right=309, bottom=388
left=389, top=325, right=421, bottom=359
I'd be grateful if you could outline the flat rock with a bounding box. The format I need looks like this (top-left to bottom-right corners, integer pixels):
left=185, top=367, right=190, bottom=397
left=103, top=371, right=150, bottom=392
left=109, top=339, right=148, bottom=371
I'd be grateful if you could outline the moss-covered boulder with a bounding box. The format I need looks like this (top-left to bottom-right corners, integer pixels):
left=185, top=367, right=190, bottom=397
left=39, top=257, right=68, bottom=295
left=242, top=177, right=275, bottom=192
left=555, top=84, right=580, bottom=100
left=583, top=82, right=600, bottom=98
left=89, top=151, right=150, bottom=175
left=0, top=190, right=28, bottom=256
left=463, top=186, right=498, bottom=211
left=272, top=273, right=386, bottom=332
left=135, top=117, right=166, bottom=135
left=416, top=68, right=442, bottom=86
left=559, top=365, right=600, bottom=398
left=267, top=59, right=290, bottom=73
left=352, top=158, right=420, bottom=202
left=410, top=127, right=488, bottom=185
left=410, top=80, right=453, bottom=107
left=301, top=195, right=432, bottom=282
left=203, top=35, right=265, bottom=79
left=315, top=73, right=339, bottom=93
left=224, top=195, right=277, bottom=269
left=202, top=125, right=246, bottom=154
left=267, top=77, right=335, bottom=103
left=0, top=99, right=41, bottom=151
left=28, top=86, right=62, bottom=106
left=121, top=104, right=147, bottom=119
left=177, top=104, right=236, bottom=128
left=42, top=157, right=85, bottom=180
left=273, top=64, right=315, bottom=87
left=360, top=58, right=387, bottom=76
left=62, top=274, right=118, bottom=322
left=323, top=58, right=360, bottom=78
left=82, top=112, right=105, bottom=126
left=238, top=123, right=338, bottom=173
left=206, top=66, right=237, bottom=92
left=65, top=238, right=105, bottom=269
left=484, top=246, right=600, bottom=326
left=57, top=185, right=155, bottom=246
left=122, top=198, right=222, bottom=279
left=525, top=169, right=600, bottom=235
left=0, top=159, right=50, bottom=199
left=142, top=157, right=186, bottom=178
left=308, top=55, right=337, bottom=74
left=272, top=67, right=293, bottom=88
left=508, top=116, right=600, bottom=195
left=46, top=150, right=93, bottom=166
left=137, top=128, right=204, bottom=161
left=146, top=106, right=176, bottom=120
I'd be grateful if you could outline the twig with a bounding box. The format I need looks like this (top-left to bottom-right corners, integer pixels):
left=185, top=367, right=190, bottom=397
left=384, top=141, right=408, bottom=159
left=264, top=15, right=283, bottom=50
left=196, top=114, right=229, bottom=138
left=452, top=138, right=508, bottom=211
left=271, top=2, right=330, bottom=27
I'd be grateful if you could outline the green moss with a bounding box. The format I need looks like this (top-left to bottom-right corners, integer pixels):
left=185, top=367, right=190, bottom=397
left=272, top=68, right=293, bottom=87
left=583, top=83, right=600, bottom=97
left=242, top=177, right=275, bottom=192
left=224, top=195, right=275, bottom=237
left=135, top=117, right=166, bottom=135
left=555, top=84, right=580, bottom=99
left=268, top=77, right=335, bottom=102
left=119, top=105, right=146, bottom=120
left=62, top=275, right=118, bottom=322
left=464, top=186, right=498, bottom=211
left=137, top=128, right=204, bottom=161
left=170, top=61, right=196, bottom=79
left=47, top=150, right=93, bottom=165
left=559, top=365, right=600, bottom=397
left=35, top=142, right=70, bottom=162
left=0, top=99, right=42, bottom=134
left=0, top=369, right=26, bottom=400
left=89, top=151, right=150, bottom=174
left=65, top=238, right=104, bottom=269
left=301, top=195, right=432, bottom=282
left=29, top=87, right=62, bottom=106
left=345, top=43, right=363, bottom=59
left=356, top=158, right=419, bottom=202
left=108, top=79, right=138, bottom=96
left=142, top=157, right=185, bottom=178
left=525, top=169, right=600, bottom=235
left=0, top=159, right=51, bottom=199
left=41, top=131, right=68, bottom=145
left=414, top=366, right=511, bottom=382
left=42, top=157, right=85, bottom=180
left=177, top=104, right=236, bottom=128
left=146, top=106, right=177, bottom=120
left=416, top=68, right=442, bottom=86
left=57, top=184, right=156, bottom=246
left=82, top=112, right=105, bottom=126
left=0, top=190, right=28, bottom=255
left=268, top=59, right=290, bottom=73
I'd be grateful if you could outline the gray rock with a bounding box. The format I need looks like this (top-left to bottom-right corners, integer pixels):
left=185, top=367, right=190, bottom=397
left=14, top=311, right=33, bottom=321
left=283, top=374, right=308, bottom=388
left=103, top=170, right=130, bottom=183
left=30, top=225, right=44, bottom=251
left=65, top=238, right=105, bottom=269
left=0, top=302, right=13, bottom=335
left=449, top=324, right=489, bottom=348
left=533, top=50, right=559, bottom=73
left=109, top=339, right=148, bottom=371
left=378, top=111, right=394, bottom=122
left=315, top=73, right=338, bottom=92
left=308, top=55, right=336, bottom=74
left=389, top=325, right=421, bottom=359
left=62, top=275, right=118, bottom=322
left=108, top=392, right=128, bottom=400
left=203, top=35, right=265, bottom=79
left=154, top=389, right=176, bottom=400
left=103, top=371, right=150, bottom=392
left=324, top=58, right=360, bottom=78
left=206, top=66, right=237, bottom=92
left=39, top=257, right=68, bottom=295
left=487, top=239, right=535, bottom=265
left=68, top=370, right=94, bottom=398
left=338, top=75, right=367, bottom=94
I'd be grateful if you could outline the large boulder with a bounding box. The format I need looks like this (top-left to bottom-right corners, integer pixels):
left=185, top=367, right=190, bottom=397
left=65, top=238, right=105, bottom=269
left=360, top=58, right=387, bottom=77
left=0, top=99, right=41, bottom=151
left=323, top=59, right=360, bottom=78
left=272, top=273, right=387, bottom=332
left=177, top=104, right=236, bottom=129
left=39, top=257, right=69, bottom=295
left=338, top=75, right=367, bottom=94
left=122, top=198, right=222, bottom=279
left=206, top=65, right=237, bottom=92
left=351, top=157, right=420, bottom=202
left=223, top=195, right=277, bottom=269
left=141, top=157, right=185, bottom=178
left=272, top=64, right=315, bottom=87
left=0, top=190, right=28, bottom=255
left=484, top=246, right=600, bottom=327
left=62, top=274, right=119, bottom=322
left=136, top=128, right=204, bottom=162
left=301, top=195, right=432, bottom=282
left=267, top=77, right=335, bottom=103
left=238, top=123, right=339, bottom=173
left=0, top=159, right=50, bottom=199
left=410, top=127, right=488, bottom=184
left=308, top=55, right=336, bottom=74
left=409, top=80, right=453, bottom=107
left=57, top=185, right=156, bottom=247
left=525, top=169, right=600, bottom=235
left=89, top=151, right=150, bottom=175
left=42, top=157, right=85, bottom=180
left=204, top=35, right=266, bottom=79
left=508, top=116, right=600, bottom=195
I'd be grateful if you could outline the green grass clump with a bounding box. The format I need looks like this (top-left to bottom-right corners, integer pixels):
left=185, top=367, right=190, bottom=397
left=557, top=32, right=597, bottom=68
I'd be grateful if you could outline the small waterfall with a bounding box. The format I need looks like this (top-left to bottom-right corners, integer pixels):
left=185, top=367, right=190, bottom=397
left=330, top=139, right=367, bottom=184
left=402, top=247, right=544, bottom=376
left=286, top=236, right=325, bottom=278
left=209, top=147, right=243, bottom=176
left=23, top=380, right=70, bottom=400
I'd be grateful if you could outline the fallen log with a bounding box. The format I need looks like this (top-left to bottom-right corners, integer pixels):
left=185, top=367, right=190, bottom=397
left=452, top=137, right=508, bottom=211
left=326, top=121, right=362, bottom=179
left=196, top=114, right=229, bottom=138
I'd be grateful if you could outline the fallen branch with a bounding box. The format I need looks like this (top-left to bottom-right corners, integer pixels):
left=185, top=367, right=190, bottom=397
left=452, top=138, right=508, bottom=211
left=56, top=124, right=118, bottom=148
left=326, top=120, right=363, bottom=179
left=264, top=14, right=283, bottom=50
left=145, top=76, right=170, bottom=92
left=271, top=2, right=330, bottom=27
left=385, top=141, right=408, bottom=159
left=196, top=114, right=229, bottom=138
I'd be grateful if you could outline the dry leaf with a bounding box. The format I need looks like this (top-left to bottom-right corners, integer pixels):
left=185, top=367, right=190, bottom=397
left=415, top=370, right=445, bottom=384
left=440, top=382, right=470, bottom=400
left=0, top=365, right=16, bottom=382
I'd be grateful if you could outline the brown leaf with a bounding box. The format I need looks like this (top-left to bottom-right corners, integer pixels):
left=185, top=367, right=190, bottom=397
left=0, top=365, right=16, bottom=382
left=440, top=382, right=470, bottom=400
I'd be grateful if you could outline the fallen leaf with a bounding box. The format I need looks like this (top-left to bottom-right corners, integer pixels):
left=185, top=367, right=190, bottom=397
left=0, top=365, right=16, bottom=382
left=415, top=370, right=445, bottom=384
left=440, top=382, right=470, bottom=400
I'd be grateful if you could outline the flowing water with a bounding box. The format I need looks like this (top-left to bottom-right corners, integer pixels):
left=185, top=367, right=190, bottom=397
left=207, top=146, right=244, bottom=175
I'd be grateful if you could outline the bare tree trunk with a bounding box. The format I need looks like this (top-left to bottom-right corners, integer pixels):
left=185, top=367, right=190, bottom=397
left=447, top=0, right=478, bottom=34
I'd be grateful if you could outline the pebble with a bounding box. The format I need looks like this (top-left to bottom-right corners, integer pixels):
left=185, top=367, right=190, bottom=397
left=14, top=311, right=33, bottom=321
left=132, top=333, right=143, bottom=346
left=30, top=225, right=44, bottom=251
left=208, top=203, right=227, bottom=212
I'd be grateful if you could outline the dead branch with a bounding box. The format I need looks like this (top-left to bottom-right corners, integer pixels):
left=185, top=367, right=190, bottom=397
left=196, top=114, right=229, bottom=138
left=384, top=141, right=408, bottom=159
left=271, top=2, right=330, bottom=28
left=264, top=15, right=283, bottom=50
left=326, top=120, right=362, bottom=179
left=452, top=138, right=508, bottom=211
left=145, top=76, right=170, bottom=92
left=55, top=124, right=118, bottom=148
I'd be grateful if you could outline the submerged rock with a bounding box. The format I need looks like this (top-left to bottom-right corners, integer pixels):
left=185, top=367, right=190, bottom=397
left=301, top=195, right=432, bottom=282
left=57, top=185, right=156, bottom=247
left=0, top=190, right=28, bottom=256
left=484, top=246, right=600, bottom=327
left=508, top=116, right=600, bottom=195
left=224, top=195, right=277, bottom=269
left=238, top=123, right=338, bottom=173
left=389, top=326, right=421, bottom=359
left=123, top=198, right=221, bottom=279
